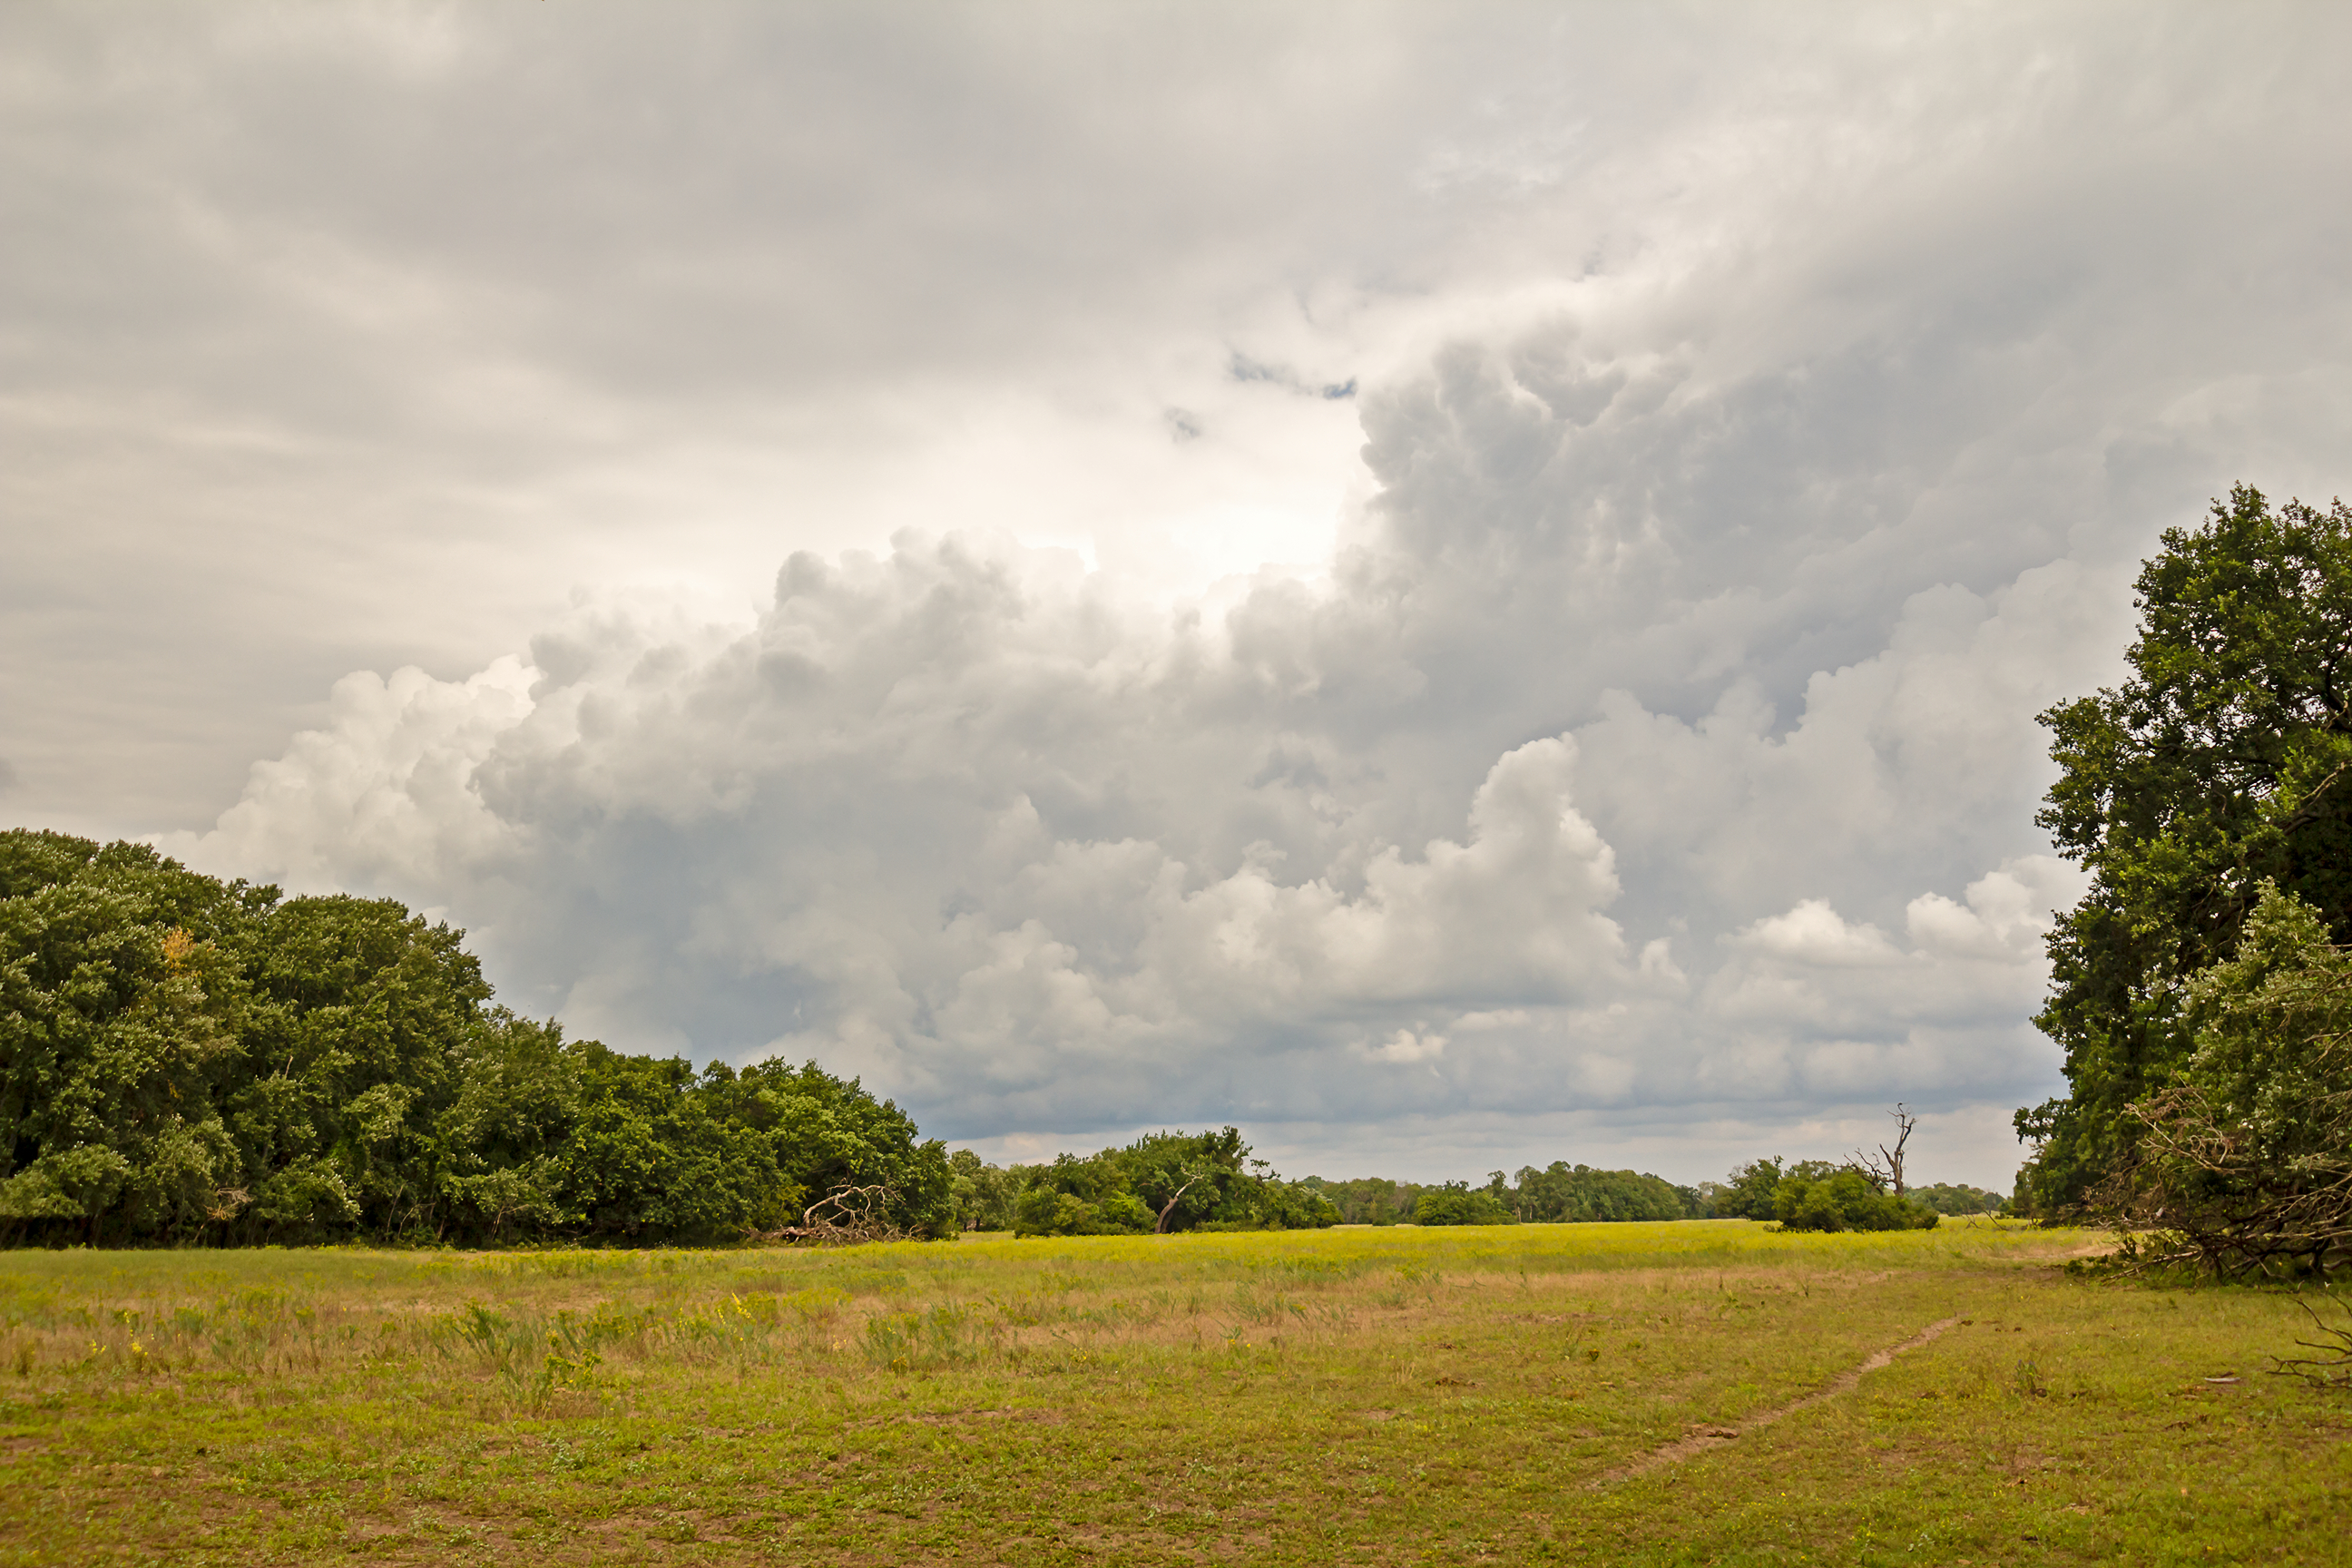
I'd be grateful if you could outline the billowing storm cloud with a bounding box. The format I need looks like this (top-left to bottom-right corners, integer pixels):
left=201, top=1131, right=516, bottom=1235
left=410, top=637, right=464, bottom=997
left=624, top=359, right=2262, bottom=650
left=11, top=4, right=2351, bottom=1184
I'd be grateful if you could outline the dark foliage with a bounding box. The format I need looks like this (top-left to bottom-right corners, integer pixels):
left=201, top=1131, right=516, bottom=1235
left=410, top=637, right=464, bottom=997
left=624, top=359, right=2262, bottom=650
left=1410, top=1183, right=1514, bottom=1226
left=0, top=830, right=954, bottom=1246
left=2020, top=487, right=2352, bottom=1216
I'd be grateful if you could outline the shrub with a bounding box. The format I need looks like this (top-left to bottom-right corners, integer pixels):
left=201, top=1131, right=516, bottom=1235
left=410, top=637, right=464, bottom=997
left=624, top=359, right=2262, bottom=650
left=1771, top=1168, right=1938, bottom=1232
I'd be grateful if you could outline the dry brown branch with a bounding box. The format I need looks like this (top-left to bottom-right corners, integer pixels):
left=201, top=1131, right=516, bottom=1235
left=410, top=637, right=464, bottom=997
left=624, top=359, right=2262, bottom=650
left=755, top=1183, right=904, bottom=1246
left=2270, top=1293, right=2352, bottom=1389
left=1853, top=1103, right=1916, bottom=1197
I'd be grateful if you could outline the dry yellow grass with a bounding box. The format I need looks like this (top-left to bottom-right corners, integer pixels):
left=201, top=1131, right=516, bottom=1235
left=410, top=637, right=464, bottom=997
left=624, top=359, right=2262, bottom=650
left=2, top=1220, right=2346, bottom=1564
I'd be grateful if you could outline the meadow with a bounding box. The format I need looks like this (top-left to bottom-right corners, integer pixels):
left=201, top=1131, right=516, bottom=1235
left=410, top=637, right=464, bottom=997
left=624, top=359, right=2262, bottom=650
left=0, top=1220, right=2344, bottom=1566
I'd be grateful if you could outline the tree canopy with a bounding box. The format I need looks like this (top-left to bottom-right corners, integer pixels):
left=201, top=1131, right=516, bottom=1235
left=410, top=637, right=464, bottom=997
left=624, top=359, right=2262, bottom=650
left=0, top=830, right=954, bottom=1245
left=2019, top=486, right=2352, bottom=1217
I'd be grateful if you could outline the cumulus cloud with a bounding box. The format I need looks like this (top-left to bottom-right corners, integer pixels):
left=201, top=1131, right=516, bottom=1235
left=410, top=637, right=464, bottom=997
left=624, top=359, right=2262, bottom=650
left=167, top=541, right=1645, bottom=1132
left=159, top=406, right=2124, bottom=1169
left=189, top=659, right=535, bottom=890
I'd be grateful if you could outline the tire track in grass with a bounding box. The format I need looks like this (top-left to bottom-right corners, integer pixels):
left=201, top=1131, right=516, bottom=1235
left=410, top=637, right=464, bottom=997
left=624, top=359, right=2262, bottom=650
left=1597, top=1316, right=1963, bottom=1486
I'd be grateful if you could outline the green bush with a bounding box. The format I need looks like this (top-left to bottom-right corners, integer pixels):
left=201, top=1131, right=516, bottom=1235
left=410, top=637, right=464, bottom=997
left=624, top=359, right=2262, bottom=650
left=1769, top=1167, right=1939, bottom=1232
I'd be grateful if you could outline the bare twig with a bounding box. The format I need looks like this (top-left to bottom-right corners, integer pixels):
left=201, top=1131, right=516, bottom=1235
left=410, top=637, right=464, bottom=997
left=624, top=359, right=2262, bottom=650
left=2270, top=1293, right=2352, bottom=1389
left=2096, top=1031, right=2352, bottom=1279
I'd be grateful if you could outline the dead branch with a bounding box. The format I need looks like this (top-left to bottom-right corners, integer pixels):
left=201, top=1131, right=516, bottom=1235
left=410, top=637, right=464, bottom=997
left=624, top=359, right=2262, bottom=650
left=756, top=1182, right=904, bottom=1247
left=2271, top=1293, right=2352, bottom=1389
left=2093, top=1034, right=2352, bottom=1279
left=1154, top=1172, right=1207, bottom=1234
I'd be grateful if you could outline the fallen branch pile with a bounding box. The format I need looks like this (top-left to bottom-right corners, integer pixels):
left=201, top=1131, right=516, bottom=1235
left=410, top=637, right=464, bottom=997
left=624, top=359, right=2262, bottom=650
left=753, top=1184, right=903, bottom=1246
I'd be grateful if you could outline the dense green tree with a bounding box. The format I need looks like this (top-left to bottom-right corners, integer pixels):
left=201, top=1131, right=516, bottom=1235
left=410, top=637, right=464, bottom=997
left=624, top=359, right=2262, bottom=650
left=1710, top=1158, right=1788, bottom=1220
left=2098, top=882, right=2352, bottom=1275
left=1770, top=1164, right=1938, bottom=1232
left=716, top=1057, right=956, bottom=1239
left=947, top=1147, right=1019, bottom=1230
left=1512, top=1161, right=1700, bottom=1222
left=1410, top=1182, right=1514, bottom=1226
left=0, top=829, right=952, bottom=1247
left=558, top=1050, right=792, bottom=1240
left=1, top=834, right=268, bottom=1240
left=432, top=1009, right=582, bottom=1240
left=2020, top=487, right=2352, bottom=1215
left=227, top=895, right=492, bottom=1238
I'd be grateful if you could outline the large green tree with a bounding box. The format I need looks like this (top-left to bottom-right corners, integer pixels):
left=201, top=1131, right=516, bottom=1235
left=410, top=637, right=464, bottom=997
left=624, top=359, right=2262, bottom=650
left=2020, top=486, right=2352, bottom=1214
left=0, top=829, right=953, bottom=1246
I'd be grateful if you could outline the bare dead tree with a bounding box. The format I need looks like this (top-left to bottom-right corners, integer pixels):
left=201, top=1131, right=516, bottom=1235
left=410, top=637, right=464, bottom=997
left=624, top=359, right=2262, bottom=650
left=1855, top=1103, right=1916, bottom=1197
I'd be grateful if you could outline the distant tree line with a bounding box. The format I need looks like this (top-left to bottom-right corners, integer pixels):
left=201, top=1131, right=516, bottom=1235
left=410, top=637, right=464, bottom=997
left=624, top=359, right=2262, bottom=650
left=0, top=830, right=955, bottom=1246
left=1260, top=1161, right=1994, bottom=1231
left=1300, top=1165, right=1704, bottom=1227
left=946, top=1129, right=1341, bottom=1235
left=1907, top=1181, right=2013, bottom=1216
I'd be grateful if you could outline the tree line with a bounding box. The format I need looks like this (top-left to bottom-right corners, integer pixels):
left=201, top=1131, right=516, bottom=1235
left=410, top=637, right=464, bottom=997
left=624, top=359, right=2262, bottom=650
left=0, top=831, right=1353, bottom=1249
left=942, top=1150, right=2004, bottom=1236
left=0, top=830, right=956, bottom=1246
left=1251, top=1161, right=1996, bottom=1231
left=1305, top=1166, right=1704, bottom=1227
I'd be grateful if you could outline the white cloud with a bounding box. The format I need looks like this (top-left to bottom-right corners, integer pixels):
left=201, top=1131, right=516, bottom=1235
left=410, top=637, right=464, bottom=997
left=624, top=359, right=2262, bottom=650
left=166, top=658, right=536, bottom=889
left=1907, top=857, right=2088, bottom=963
left=1359, top=1030, right=1448, bottom=1066
left=1730, top=902, right=1907, bottom=969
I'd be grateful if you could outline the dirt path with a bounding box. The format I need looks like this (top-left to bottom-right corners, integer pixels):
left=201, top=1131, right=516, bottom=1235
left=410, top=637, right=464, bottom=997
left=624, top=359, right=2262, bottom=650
left=1597, top=1316, right=1963, bottom=1485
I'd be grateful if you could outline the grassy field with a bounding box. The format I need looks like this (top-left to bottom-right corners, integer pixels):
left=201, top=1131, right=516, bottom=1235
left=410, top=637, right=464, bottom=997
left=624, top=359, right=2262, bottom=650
left=0, top=1220, right=2345, bottom=1565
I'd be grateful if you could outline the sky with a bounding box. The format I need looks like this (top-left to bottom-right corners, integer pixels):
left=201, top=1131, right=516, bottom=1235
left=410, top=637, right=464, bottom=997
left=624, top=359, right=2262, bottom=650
left=6, top=2, right=2350, bottom=1191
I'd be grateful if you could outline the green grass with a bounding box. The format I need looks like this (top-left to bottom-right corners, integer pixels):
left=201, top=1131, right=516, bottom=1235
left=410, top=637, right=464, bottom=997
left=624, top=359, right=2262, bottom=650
left=0, top=1220, right=2345, bottom=1564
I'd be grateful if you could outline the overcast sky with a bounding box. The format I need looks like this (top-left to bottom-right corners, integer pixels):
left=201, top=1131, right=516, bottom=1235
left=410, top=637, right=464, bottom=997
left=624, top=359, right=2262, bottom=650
left=7, top=3, right=2350, bottom=1189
